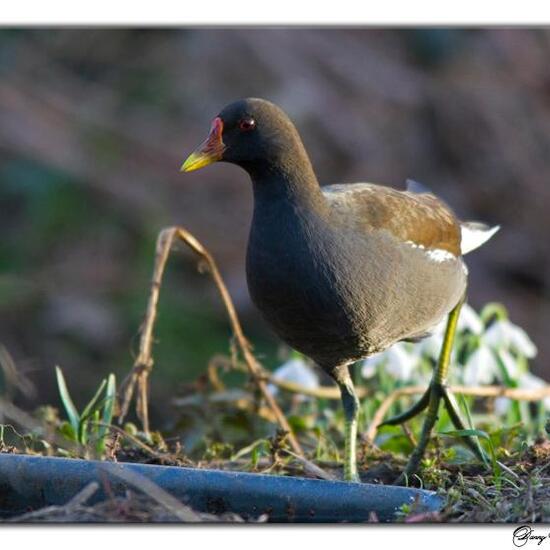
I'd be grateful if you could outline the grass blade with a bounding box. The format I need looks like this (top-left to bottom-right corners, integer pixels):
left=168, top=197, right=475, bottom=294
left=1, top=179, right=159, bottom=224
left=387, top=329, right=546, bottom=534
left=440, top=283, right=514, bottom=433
left=97, top=374, right=116, bottom=454
left=55, top=366, right=80, bottom=435
left=80, top=379, right=107, bottom=423
left=79, top=378, right=107, bottom=445
left=458, top=393, right=490, bottom=467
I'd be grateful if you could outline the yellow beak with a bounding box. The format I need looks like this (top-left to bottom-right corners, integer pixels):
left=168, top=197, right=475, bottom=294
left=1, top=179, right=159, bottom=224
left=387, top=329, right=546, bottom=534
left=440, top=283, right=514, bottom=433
left=181, top=117, right=225, bottom=173
left=181, top=150, right=220, bottom=172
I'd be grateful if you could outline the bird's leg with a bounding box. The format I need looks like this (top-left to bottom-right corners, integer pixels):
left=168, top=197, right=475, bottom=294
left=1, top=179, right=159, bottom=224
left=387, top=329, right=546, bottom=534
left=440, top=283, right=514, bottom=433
left=378, top=385, right=431, bottom=427
left=333, top=364, right=360, bottom=482
left=395, top=299, right=463, bottom=483
left=397, top=378, right=444, bottom=484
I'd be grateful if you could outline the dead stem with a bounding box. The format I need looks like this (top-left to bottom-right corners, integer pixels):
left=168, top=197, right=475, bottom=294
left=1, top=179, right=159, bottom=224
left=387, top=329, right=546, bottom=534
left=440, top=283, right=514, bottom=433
left=118, top=226, right=303, bottom=456
left=223, top=368, right=550, bottom=405
left=93, top=422, right=171, bottom=462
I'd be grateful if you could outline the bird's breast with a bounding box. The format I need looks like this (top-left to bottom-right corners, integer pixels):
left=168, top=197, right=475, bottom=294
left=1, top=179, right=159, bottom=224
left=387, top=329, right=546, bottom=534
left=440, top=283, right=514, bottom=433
left=245, top=210, right=373, bottom=363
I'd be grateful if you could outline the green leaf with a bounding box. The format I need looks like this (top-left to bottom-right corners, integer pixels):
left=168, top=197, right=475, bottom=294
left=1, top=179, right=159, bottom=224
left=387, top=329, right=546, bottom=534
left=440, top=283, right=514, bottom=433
left=440, top=428, right=501, bottom=489
left=458, top=394, right=490, bottom=467
left=58, top=420, right=78, bottom=442
left=230, top=438, right=269, bottom=462
left=55, top=366, right=80, bottom=434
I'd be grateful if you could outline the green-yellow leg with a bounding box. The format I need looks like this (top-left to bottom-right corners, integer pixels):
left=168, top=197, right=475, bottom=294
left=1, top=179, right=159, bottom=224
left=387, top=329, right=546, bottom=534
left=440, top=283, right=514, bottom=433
left=334, top=364, right=360, bottom=482
left=382, top=297, right=486, bottom=484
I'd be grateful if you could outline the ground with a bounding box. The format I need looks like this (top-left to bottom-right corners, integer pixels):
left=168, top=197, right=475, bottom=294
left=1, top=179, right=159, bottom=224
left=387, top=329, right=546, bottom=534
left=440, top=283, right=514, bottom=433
left=1, top=382, right=549, bottom=523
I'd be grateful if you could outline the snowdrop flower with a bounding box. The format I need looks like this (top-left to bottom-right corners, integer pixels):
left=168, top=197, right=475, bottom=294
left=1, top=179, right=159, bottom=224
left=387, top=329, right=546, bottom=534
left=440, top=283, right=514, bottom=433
left=458, top=303, right=484, bottom=335
left=462, top=339, right=523, bottom=387
left=493, top=397, right=509, bottom=416
left=360, top=303, right=538, bottom=390
left=495, top=372, right=550, bottom=415
left=267, top=358, right=319, bottom=400
left=361, top=342, right=418, bottom=382
left=461, top=312, right=536, bottom=386
left=463, top=346, right=499, bottom=386
left=484, top=319, right=537, bottom=359
left=360, top=358, right=378, bottom=379
left=496, top=347, right=521, bottom=380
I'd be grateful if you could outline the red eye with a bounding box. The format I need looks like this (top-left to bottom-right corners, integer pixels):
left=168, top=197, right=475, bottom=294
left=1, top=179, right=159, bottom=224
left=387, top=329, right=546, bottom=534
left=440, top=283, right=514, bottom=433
left=239, top=118, right=256, bottom=132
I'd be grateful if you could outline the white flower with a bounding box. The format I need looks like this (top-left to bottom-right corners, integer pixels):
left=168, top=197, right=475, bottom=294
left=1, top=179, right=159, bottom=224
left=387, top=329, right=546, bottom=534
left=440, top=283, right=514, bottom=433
left=463, top=346, right=499, bottom=386
left=361, top=304, right=537, bottom=390
left=459, top=313, right=536, bottom=386
left=484, top=319, right=537, bottom=359
left=494, top=397, right=510, bottom=416
left=458, top=303, right=484, bottom=335
left=495, top=372, right=550, bottom=414
left=519, top=372, right=550, bottom=410
left=267, top=358, right=319, bottom=400
left=360, top=359, right=378, bottom=379
left=496, top=348, right=521, bottom=380
left=361, top=342, right=417, bottom=382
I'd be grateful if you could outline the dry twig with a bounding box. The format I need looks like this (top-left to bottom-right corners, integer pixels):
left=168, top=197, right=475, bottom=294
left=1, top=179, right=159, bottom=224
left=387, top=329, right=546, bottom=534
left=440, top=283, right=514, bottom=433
left=118, top=226, right=303, bottom=456
left=93, top=422, right=171, bottom=462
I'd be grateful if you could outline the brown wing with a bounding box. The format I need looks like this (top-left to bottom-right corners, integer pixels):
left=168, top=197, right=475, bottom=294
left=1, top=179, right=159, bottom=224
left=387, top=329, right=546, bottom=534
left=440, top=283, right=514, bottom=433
left=323, top=183, right=461, bottom=255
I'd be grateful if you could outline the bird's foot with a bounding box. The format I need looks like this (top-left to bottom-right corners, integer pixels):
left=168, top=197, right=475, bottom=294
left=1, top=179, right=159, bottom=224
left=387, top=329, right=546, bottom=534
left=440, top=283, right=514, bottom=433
left=379, top=384, right=431, bottom=428
left=384, top=299, right=489, bottom=483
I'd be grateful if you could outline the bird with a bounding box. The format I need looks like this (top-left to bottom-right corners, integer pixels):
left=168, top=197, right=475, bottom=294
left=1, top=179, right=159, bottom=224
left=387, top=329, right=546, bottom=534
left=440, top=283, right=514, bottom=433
left=181, top=97, right=499, bottom=483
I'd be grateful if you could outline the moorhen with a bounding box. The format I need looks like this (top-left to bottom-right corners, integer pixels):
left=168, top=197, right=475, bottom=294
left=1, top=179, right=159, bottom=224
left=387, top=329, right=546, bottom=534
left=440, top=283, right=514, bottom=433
left=181, top=98, right=498, bottom=482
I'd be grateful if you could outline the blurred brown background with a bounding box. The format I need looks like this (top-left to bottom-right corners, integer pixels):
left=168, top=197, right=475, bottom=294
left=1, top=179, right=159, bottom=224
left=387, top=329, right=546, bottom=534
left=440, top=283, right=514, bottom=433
left=0, top=28, right=549, bottom=422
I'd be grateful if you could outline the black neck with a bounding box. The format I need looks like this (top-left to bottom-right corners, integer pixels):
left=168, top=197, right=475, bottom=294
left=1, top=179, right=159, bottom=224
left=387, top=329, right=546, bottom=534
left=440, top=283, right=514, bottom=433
left=243, top=154, right=326, bottom=214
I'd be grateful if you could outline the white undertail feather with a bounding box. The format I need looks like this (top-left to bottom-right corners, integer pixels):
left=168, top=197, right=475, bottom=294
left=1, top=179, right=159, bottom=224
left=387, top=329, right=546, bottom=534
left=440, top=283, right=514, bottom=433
left=460, top=222, right=500, bottom=255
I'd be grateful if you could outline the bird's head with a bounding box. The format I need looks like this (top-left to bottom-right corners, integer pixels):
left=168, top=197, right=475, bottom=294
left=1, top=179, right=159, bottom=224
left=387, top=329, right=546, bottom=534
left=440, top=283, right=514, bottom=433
left=181, top=98, right=304, bottom=174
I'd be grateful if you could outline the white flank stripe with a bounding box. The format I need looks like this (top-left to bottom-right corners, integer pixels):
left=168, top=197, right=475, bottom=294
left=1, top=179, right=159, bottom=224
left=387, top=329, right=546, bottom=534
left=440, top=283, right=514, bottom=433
left=405, top=240, right=425, bottom=250
left=426, top=248, right=456, bottom=262
left=405, top=241, right=457, bottom=263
